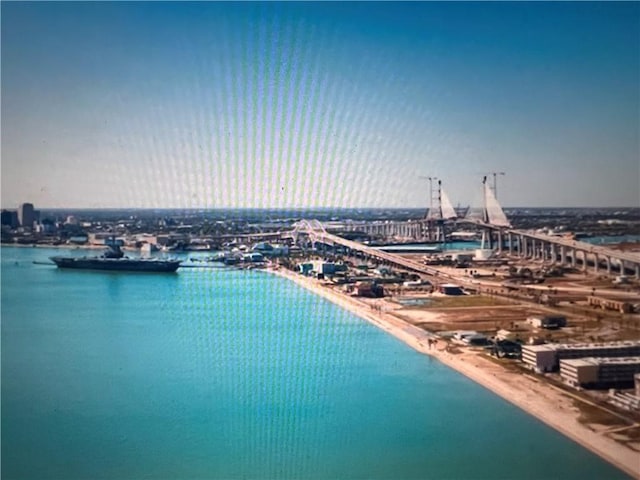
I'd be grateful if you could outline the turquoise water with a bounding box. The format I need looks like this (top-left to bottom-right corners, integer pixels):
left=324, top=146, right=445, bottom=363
left=1, top=247, right=631, bottom=479
left=584, top=234, right=640, bottom=245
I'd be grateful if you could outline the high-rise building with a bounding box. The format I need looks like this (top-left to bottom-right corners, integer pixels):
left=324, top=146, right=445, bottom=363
left=18, top=203, right=35, bottom=228
left=1, top=210, right=19, bottom=228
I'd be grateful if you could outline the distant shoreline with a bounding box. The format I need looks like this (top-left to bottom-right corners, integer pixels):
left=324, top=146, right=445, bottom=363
left=267, top=266, right=639, bottom=479
left=1, top=243, right=105, bottom=250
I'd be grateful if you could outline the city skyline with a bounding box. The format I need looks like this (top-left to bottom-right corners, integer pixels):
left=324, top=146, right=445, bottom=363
left=2, top=2, right=639, bottom=209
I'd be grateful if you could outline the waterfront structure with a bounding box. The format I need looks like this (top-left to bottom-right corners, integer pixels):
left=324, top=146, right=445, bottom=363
left=17, top=203, right=35, bottom=228
left=522, top=341, right=640, bottom=373
left=560, top=356, right=640, bottom=389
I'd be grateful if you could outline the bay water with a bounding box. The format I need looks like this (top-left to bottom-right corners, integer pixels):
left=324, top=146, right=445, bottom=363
left=1, top=247, right=630, bottom=479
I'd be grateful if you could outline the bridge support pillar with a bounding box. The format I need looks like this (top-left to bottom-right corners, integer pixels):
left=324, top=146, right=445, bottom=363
left=559, top=246, right=566, bottom=265
left=593, top=254, right=599, bottom=274
left=519, top=235, right=525, bottom=257
left=508, top=233, right=513, bottom=255
left=571, top=249, right=577, bottom=268
left=497, top=230, right=503, bottom=254
left=620, top=260, right=625, bottom=276
left=606, top=256, right=612, bottom=275
left=636, top=264, right=640, bottom=280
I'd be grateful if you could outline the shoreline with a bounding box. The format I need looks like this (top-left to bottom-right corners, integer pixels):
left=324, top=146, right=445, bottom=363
left=1, top=243, right=109, bottom=250
left=268, top=267, right=639, bottom=479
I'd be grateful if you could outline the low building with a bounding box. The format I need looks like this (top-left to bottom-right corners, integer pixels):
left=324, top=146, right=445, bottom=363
left=526, top=315, right=567, bottom=329
left=298, top=263, right=313, bottom=275
left=491, top=339, right=522, bottom=359
left=373, top=266, right=393, bottom=276
left=453, top=331, right=479, bottom=341
left=68, top=235, right=88, bottom=245
left=311, top=261, right=337, bottom=275
left=439, top=284, right=464, bottom=295
left=560, top=357, right=640, bottom=389
left=451, top=253, right=473, bottom=263
left=522, top=341, right=640, bottom=373
left=608, top=391, right=640, bottom=412
left=242, top=252, right=264, bottom=263
left=252, top=242, right=289, bottom=257
left=496, top=329, right=525, bottom=342
left=587, top=296, right=633, bottom=314
left=353, top=282, right=384, bottom=298
left=89, top=233, right=115, bottom=245
left=451, top=331, right=489, bottom=346
left=463, top=334, right=490, bottom=346
left=155, top=233, right=190, bottom=247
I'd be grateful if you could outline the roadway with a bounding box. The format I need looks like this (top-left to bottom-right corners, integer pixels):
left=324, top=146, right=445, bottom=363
left=464, top=218, right=640, bottom=264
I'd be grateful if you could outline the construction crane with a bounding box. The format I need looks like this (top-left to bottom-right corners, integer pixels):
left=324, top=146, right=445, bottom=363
left=478, top=171, right=506, bottom=199
left=419, top=176, right=440, bottom=219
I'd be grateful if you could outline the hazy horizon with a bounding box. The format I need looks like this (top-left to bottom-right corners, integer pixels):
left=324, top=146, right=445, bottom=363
left=4, top=205, right=640, bottom=213
left=2, top=2, right=639, bottom=209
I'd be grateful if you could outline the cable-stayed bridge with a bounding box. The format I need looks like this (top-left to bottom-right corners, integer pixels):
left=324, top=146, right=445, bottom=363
left=289, top=178, right=640, bottom=279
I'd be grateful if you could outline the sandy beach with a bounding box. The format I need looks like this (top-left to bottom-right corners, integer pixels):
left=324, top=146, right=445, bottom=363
left=269, top=267, right=640, bottom=479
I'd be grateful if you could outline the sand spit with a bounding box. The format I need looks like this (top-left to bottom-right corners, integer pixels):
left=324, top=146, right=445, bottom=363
left=268, top=267, right=640, bottom=479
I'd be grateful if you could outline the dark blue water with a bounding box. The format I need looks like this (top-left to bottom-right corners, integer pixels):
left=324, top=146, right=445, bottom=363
left=1, top=247, right=631, bottom=479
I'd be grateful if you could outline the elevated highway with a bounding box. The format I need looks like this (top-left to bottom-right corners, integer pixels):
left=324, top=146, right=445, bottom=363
left=469, top=219, right=640, bottom=278
left=291, top=220, right=459, bottom=282
left=292, top=218, right=640, bottom=279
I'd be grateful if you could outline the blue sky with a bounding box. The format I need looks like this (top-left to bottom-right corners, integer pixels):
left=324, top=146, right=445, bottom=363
left=2, top=2, right=638, bottom=208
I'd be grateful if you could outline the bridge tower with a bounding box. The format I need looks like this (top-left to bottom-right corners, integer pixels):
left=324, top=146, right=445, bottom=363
left=477, top=175, right=511, bottom=251
left=480, top=176, right=492, bottom=249
left=422, top=178, right=458, bottom=243
left=423, top=177, right=443, bottom=242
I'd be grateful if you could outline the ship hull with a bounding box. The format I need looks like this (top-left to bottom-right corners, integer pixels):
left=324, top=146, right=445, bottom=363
left=50, top=257, right=181, bottom=273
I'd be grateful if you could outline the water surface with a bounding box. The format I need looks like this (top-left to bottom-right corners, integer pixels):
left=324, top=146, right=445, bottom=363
left=1, top=247, right=630, bottom=479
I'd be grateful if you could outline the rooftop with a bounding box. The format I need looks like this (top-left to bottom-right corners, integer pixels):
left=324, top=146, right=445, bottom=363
left=561, top=356, right=640, bottom=367
left=523, top=340, right=640, bottom=353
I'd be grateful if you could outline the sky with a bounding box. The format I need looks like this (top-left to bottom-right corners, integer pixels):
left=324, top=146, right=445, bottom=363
left=2, top=1, right=639, bottom=209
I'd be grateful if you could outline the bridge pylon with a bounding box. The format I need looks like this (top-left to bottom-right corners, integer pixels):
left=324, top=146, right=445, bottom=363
left=422, top=178, right=457, bottom=243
